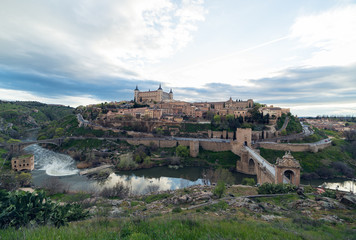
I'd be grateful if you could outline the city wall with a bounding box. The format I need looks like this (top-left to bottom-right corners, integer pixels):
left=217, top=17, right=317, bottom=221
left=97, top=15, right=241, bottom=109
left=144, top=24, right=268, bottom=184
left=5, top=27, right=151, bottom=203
left=256, top=141, right=332, bottom=153
left=125, top=138, right=231, bottom=152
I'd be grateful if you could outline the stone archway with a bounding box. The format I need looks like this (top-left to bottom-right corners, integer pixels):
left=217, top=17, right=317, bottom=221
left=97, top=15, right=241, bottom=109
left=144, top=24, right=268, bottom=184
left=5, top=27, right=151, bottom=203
left=284, top=170, right=295, bottom=184
left=248, top=158, right=255, bottom=173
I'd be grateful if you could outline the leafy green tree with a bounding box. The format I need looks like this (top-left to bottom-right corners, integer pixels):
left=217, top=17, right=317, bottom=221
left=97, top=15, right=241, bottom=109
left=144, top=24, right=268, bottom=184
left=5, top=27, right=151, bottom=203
left=213, top=181, right=225, bottom=198
left=176, top=145, right=189, bottom=158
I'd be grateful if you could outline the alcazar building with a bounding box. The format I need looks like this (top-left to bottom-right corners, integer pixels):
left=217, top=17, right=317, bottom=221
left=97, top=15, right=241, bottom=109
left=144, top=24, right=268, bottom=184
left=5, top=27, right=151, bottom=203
left=134, top=84, right=173, bottom=103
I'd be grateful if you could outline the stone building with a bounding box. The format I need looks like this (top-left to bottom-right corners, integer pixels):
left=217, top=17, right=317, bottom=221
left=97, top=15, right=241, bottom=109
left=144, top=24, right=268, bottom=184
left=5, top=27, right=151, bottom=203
left=11, top=154, right=35, bottom=171
left=275, top=151, right=301, bottom=186
left=134, top=85, right=173, bottom=103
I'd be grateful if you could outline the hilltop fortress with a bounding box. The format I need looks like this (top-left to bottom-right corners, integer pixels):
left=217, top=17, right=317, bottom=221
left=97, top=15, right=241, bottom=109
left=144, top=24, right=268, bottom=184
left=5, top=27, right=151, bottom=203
left=131, top=85, right=268, bottom=120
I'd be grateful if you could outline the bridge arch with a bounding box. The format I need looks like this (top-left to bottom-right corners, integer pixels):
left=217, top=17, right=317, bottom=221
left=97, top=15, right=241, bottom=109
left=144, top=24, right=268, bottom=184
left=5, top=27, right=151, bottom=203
left=283, top=170, right=296, bottom=185
left=248, top=158, right=255, bottom=173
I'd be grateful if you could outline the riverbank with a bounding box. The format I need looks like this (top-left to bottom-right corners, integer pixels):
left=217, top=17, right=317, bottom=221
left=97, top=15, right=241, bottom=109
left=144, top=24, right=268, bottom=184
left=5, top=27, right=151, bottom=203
left=2, top=184, right=355, bottom=239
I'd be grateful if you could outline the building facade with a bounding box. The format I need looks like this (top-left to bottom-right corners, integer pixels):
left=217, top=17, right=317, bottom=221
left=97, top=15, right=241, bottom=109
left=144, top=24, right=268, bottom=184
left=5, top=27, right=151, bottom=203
left=134, top=85, right=173, bottom=103
left=11, top=154, right=35, bottom=171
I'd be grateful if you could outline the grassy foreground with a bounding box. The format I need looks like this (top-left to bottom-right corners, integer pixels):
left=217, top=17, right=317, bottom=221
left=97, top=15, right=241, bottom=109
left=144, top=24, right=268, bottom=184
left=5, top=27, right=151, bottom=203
left=1, top=214, right=354, bottom=240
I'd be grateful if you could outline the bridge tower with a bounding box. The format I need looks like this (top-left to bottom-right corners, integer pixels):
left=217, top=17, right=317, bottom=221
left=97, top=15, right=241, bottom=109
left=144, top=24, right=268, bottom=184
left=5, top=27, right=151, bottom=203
left=275, top=151, right=301, bottom=186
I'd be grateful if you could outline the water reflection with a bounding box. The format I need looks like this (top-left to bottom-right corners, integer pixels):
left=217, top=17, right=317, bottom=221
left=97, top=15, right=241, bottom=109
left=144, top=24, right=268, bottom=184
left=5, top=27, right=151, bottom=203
left=319, top=180, right=356, bottom=193
left=95, top=172, right=205, bottom=194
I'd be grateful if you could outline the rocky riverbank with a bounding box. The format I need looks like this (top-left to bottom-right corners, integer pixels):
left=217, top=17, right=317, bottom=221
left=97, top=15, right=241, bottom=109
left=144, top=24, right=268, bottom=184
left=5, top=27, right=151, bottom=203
left=70, top=184, right=356, bottom=226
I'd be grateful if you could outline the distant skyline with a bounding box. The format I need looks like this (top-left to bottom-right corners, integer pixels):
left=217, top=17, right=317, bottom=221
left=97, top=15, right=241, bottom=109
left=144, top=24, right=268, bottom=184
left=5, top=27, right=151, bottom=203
left=0, top=0, right=356, bottom=116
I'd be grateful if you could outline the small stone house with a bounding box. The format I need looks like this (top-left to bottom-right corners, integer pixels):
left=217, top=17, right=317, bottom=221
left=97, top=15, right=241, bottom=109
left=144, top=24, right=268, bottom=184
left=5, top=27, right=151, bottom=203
left=11, top=154, right=35, bottom=171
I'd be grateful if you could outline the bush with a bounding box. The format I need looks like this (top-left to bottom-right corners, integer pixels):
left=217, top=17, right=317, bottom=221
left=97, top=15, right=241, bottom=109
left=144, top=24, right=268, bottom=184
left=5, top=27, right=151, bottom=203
left=213, top=181, right=225, bottom=198
left=242, top=178, right=256, bottom=186
left=176, top=145, right=189, bottom=158
left=202, top=168, right=235, bottom=185
left=0, top=190, right=88, bottom=229
left=100, top=182, right=130, bottom=199
left=40, top=177, right=69, bottom=195
left=257, top=183, right=297, bottom=194
left=321, top=189, right=336, bottom=199
left=172, top=207, right=182, bottom=213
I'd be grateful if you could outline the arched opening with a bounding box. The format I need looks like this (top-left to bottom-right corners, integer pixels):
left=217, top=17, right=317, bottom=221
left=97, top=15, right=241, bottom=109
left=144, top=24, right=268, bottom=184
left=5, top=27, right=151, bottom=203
left=284, top=170, right=295, bottom=184
left=248, top=159, right=255, bottom=173
left=244, top=141, right=248, bottom=146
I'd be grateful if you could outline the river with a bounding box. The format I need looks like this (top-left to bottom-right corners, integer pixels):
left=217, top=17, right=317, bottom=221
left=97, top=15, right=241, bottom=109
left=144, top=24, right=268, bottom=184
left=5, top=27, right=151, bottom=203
left=23, top=135, right=355, bottom=194
left=24, top=144, right=254, bottom=194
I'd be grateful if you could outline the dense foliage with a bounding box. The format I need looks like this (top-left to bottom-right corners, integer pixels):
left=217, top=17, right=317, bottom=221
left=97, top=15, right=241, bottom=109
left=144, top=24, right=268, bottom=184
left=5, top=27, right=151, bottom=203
left=257, top=183, right=297, bottom=194
left=0, top=101, right=73, bottom=142
left=38, top=115, right=122, bottom=139
left=277, top=113, right=302, bottom=134
left=0, top=190, right=88, bottom=229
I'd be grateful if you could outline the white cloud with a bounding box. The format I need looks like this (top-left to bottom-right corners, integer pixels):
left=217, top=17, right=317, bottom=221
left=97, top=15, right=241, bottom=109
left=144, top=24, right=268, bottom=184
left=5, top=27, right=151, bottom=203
left=0, top=0, right=206, bottom=80
left=0, top=88, right=105, bottom=107
left=290, top=4, right=356, bottom=67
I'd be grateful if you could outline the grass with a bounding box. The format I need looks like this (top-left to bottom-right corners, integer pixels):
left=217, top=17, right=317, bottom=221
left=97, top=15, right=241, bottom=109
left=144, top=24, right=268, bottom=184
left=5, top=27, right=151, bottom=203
left=0, top=148, right=10, bottom=170
left=198, top=150, right=240, bottom=168
left=0, top=215, right=354, bottom=240
left=142, top=193, right=172, bottom=203
left=259, top=137, right=354, bottom=173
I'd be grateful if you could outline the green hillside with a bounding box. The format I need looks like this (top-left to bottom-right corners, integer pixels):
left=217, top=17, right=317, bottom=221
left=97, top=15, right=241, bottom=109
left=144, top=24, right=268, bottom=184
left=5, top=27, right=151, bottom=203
left=0, top=101, right=74, bottom=142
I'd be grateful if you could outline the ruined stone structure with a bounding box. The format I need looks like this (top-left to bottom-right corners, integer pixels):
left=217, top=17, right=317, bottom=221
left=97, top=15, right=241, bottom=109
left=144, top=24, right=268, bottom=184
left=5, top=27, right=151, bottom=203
left=11, top=155, right=34, bottom=171
left=134, top=85, right=173, bottom=103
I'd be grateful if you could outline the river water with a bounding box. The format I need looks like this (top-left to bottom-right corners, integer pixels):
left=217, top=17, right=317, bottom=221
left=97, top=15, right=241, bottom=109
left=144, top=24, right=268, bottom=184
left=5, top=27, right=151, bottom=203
left=24, top=144, right=254, bottom=194
left=23, top=141, right=355, bottom=194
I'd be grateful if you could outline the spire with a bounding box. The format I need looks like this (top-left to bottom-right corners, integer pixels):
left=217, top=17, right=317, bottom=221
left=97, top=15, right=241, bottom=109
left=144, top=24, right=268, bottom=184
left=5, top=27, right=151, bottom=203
left=135, top=85, right=139, bottom=91
left=169, top=88, right=173, bottom=93
left=158, top=84, right=162, bottom=90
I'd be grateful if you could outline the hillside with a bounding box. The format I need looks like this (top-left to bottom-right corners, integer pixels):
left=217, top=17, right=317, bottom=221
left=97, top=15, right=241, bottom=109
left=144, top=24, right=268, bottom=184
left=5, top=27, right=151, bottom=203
left=0, top=184, right=355, bottom=239
left=0, top=101, right=74, bottom=142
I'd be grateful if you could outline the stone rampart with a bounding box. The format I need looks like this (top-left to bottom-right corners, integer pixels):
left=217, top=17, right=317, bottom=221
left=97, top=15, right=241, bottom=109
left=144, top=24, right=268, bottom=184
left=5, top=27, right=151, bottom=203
left=158, top=140, right=177, bottom=148
left=256, top=141, right=331, bottom=153
left=200, top=141, right=231, bottom=152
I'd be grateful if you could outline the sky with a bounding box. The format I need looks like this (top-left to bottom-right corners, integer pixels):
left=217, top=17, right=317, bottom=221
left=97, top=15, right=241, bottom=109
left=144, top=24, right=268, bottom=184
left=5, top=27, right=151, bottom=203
left=0, top=0, right=356, bottom=116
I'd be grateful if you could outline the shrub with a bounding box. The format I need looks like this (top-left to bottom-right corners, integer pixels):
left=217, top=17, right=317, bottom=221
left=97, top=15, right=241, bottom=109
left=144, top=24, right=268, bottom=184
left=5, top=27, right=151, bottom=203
left=100, top=182, right=130, bottom=199
left=0, top=190, right=88, bottom=229
left=213, top=180, right=225, bottom=198
left=40, top=177, right=69, bottom=195
left=176, top=145, right=189, bottom=158
left=242, top=178, right=256, bottom=186
left=321, top=189, right=336, bottom=199
left=257, top=183, right=297, bottom=194
left=172, top=207, right=182, bottom=213
left=202, top=168, right=235, bottom=185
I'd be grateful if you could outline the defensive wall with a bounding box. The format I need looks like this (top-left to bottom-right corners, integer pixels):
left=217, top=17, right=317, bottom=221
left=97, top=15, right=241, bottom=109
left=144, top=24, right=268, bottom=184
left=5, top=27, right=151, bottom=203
left=125, top=138, right=231, bottom=152
left=256, top=141, right=332, bottom=153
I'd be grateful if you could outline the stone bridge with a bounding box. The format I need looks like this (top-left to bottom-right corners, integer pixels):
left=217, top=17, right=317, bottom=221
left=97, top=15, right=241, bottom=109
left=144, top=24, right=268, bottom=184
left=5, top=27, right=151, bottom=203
left=4, top=138, right=65, bottom=153
left=1, top=128, right=301, bottom=185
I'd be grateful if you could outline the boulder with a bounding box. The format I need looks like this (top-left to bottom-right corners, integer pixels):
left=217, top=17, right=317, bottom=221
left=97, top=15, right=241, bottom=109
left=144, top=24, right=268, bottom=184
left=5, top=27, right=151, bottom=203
left=340, top=195, right=356, bottom=208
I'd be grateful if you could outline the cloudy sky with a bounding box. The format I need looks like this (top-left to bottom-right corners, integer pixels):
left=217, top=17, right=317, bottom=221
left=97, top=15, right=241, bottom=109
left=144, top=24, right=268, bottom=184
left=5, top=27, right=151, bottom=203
left=0, top=0, right=356, bottom=116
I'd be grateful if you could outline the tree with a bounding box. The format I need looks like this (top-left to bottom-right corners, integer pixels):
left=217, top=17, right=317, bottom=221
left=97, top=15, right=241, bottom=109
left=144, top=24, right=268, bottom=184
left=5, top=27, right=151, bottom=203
left=213, top=180, right=225, bottom=198
left=176, top=145, right=189, bottom=158
left=16, top=172, right=32, bottom=187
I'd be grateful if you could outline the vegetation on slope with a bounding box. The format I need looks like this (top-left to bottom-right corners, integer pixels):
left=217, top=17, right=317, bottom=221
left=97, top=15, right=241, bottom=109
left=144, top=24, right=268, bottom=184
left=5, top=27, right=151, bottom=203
left=259, top=129, right=355, bottom=179
left=0, top=184, right=355, bottom=240
left=0, top=101, right=74, bottom=142
left=277, top=113, right=303, bottom=134
left=37, top=115, right=123, bottom=140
